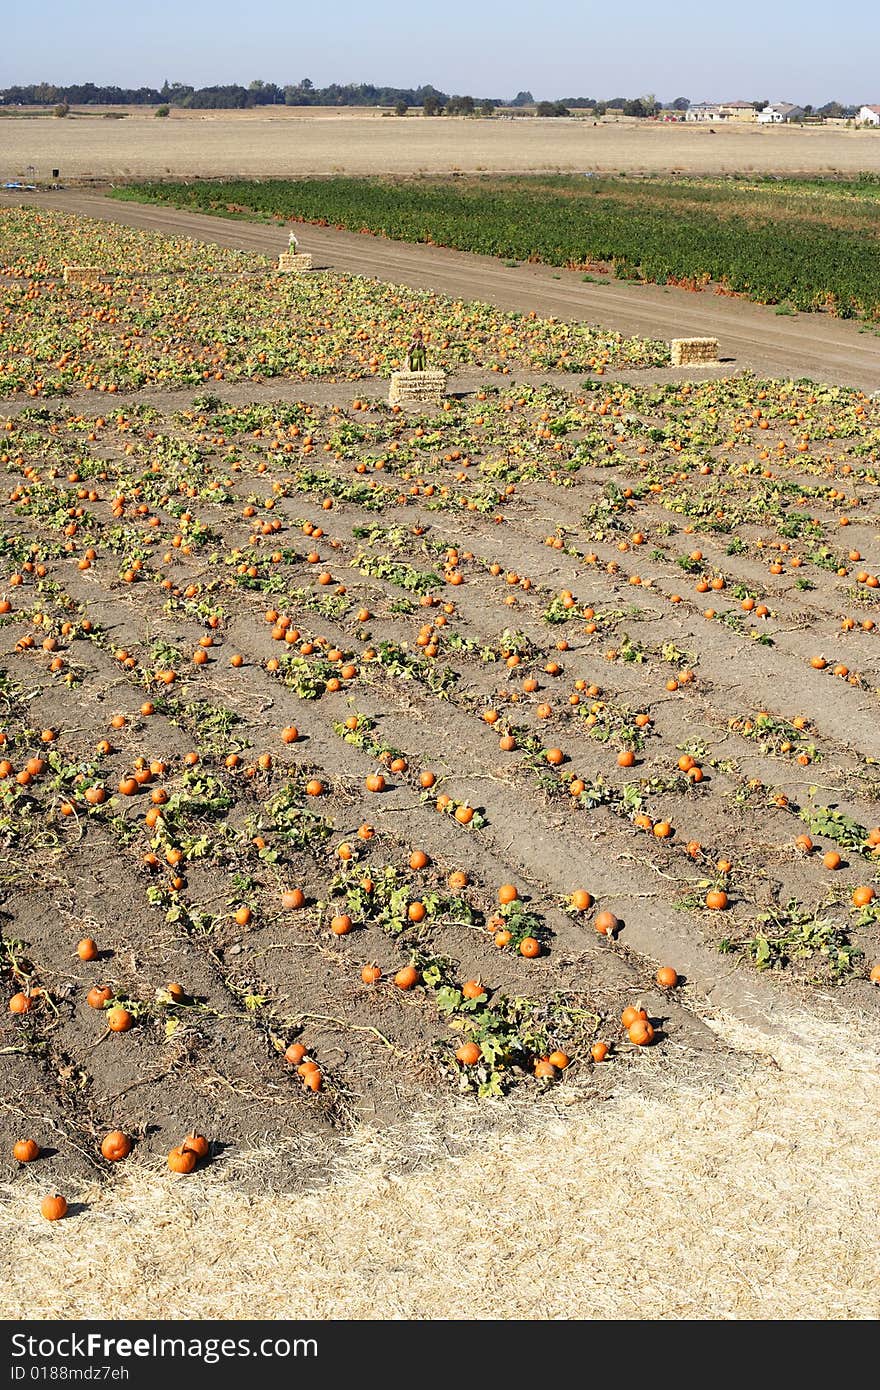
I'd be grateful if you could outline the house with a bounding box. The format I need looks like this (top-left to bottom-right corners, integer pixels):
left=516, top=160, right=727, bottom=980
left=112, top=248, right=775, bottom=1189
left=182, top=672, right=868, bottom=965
left=720, top=101, right=758, bottom=122
left=685, top=102, right=719, bottom=121
left=858, top=104, right=880, bottom=124
left=758, top=102, right=804, bottom=123
left=685, top=101, right=756, bottom=123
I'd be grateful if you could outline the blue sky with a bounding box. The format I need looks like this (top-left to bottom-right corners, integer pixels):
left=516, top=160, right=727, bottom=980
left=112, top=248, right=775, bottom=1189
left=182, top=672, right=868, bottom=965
left=2, top=0, right=875, bottom=103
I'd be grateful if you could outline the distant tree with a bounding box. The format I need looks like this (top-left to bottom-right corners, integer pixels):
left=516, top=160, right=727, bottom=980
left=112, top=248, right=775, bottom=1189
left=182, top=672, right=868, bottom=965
left=163, top=82, right=194, bottom=105
left=185, top=85, right=249, bottom=109
left=623, top=99, right=646, bottom=117
left=670, top=96, right=690, bottom=110
left=423, top=94, right=442, bottom=116
left=53, top=102, right=69, bottom=117
left=511, top=90, right=534, bottom=107
left=751, top=100, right=769, bottom=110
left=802, top=104, right=813, bottom=116
left=536, top=100, right=569, bottom=117
left=284, top=79, right=315, bottom=105
left=66, top=83, right=101, bottom=104
left=247, top=79, right=282, bottom=105
left=155, top=104, right=170, bottom=118
left=479, top=99, right=496, bottom=116
left=395, top=100, right=408, bottom=116
left=818, top=100, right=846, bottom=118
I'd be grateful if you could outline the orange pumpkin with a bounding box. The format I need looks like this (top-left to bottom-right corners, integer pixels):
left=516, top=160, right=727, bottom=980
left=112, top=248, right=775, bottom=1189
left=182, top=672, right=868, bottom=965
left=167, top=1145, right=197, bottom=1174
left=100, top=1130, right=131, bottom=1162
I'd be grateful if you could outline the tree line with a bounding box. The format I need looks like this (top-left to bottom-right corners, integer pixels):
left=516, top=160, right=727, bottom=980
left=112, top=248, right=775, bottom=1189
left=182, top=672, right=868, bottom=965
left=1, top=79, right=496, bottom=110
left=0, top=81, right=859, bottom=118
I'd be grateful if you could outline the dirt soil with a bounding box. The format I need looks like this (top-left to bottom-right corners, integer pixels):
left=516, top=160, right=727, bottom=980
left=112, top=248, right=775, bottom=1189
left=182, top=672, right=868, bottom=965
left=13, top=189, right=880, bottom=393
left=1, top=365, right=879, bottom=1183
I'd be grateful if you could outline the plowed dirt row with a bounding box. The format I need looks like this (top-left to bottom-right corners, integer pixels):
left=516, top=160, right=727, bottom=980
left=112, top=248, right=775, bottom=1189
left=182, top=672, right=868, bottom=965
left=2, top=368, right=880, bottom=1191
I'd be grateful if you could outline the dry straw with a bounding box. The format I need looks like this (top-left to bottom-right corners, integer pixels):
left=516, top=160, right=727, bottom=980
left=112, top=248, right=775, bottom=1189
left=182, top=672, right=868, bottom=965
left=2, top=996, right=878, bottom=1320
left=671, top=337, right=719, bottom=365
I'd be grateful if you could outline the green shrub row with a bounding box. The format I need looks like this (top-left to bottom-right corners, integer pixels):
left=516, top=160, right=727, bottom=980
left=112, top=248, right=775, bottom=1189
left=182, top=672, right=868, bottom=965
left=113, top=177, right=880, bottom=320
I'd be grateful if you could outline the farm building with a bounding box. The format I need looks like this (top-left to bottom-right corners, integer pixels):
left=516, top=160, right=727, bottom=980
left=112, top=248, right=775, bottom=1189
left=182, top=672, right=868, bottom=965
left=685, top=101, right=756, bottom=122
left=757, top=102, right=804, bottom=123
left=858, top=104, right=880, bottom=124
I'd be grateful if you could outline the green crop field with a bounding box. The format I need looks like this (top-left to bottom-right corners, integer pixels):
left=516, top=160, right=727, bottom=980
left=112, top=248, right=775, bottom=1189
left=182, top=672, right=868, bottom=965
left=112, top=174, right=880, bottom=321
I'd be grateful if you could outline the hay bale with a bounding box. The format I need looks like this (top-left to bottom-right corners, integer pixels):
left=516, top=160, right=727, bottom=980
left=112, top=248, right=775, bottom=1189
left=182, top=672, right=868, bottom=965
left=670, top=337, right=719, bottom=366
left=388, top=370, right=447, bottom=407
left=62, top=265, right=103, bottom=286
left=277, top=253, right=313, bottom=273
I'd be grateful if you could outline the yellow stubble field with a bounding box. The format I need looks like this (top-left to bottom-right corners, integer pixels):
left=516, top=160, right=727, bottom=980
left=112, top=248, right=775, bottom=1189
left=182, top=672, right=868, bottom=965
left=2, top=106, right=880, bottom=180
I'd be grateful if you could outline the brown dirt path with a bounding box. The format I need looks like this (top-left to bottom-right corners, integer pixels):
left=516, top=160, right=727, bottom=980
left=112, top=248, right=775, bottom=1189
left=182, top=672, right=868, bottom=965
left=11, top=188, right=880, bottom=394
left=0, top=365, right=728, bottom=421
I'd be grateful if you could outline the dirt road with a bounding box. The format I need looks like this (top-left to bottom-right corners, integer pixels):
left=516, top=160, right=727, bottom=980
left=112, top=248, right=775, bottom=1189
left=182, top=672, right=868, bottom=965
left=13, top=188, right=880, bottom=393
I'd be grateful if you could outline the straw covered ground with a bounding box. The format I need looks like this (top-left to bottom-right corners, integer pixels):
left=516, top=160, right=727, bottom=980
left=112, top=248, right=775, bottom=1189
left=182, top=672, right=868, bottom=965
left=3, top=999, right=879, bottom=1320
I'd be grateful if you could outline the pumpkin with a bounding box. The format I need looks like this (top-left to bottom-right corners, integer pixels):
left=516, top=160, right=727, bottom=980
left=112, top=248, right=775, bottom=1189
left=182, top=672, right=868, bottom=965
left=167, top=1145, right=197, bottom=1174
left=40, top=1193, right=68, bottom=1221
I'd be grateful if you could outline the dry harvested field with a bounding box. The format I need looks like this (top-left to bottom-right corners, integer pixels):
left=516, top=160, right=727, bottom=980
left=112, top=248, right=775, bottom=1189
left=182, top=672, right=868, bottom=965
left=2, top=108, right=880, bottom=180
left=1, top=205, right=880, bottom=1319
